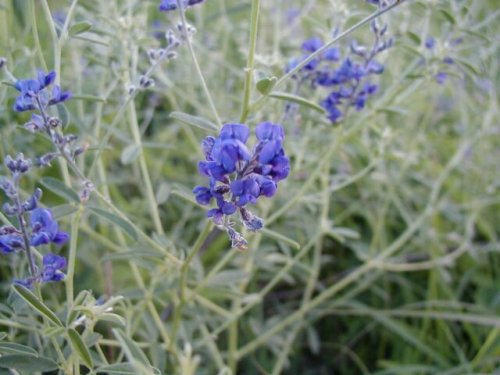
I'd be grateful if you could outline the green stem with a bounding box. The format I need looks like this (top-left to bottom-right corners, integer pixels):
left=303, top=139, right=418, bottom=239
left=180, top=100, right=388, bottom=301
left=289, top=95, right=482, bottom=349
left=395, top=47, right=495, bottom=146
left=176, top=0, right=222, bottom=127
left=66, top=206, right=83, bottom=311
left=239, top=0, right=261, bottom=123
left=170, top=222, right=212, bottom=350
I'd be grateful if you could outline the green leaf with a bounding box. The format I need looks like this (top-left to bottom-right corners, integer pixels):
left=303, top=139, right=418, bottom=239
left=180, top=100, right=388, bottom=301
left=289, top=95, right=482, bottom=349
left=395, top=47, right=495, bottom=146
left=87, top=206, right=138, bottom=241
left=40, top=177, right=80, bottom=203
left=406, top=31, right=421, bottom=45
left=71, top=94, right=107, bottom=102
left=0, top=333, right=6, bottom=341
left=121, top=144, right=142, bottom=165
left=269, top=92, right=326, bottom=114
left=12, top=0, right=27, bottom=28
left=112, top=329, right=151, bottom=367
left=12, top=284, right=63, bottom=327
left=99, top=313, right=126, bottom=327
left=260, top=227, right=300, bottom=249
left=0, top=354, right=58, bottom=372
left=69, top=21, right=93, bottom=36
left=169, top=112, right=218, bottom=132
left=208, top=270, right=249, bottom=286
left=67, top=328, right=94, bottom=369
left=156, top=183, right=171, bottom=205
left=44, top=326, right=66, bottom=338
left=438, top=8, right=456, bottom=24
left=0, top=343, right=38, bottom=356
left=97, top=363, right=137, bottom=374
left=52, top=204, right=79, bottom=220
left=256, top=72, right=277, bottom=95
left=454, top=57, right=481, bottom=76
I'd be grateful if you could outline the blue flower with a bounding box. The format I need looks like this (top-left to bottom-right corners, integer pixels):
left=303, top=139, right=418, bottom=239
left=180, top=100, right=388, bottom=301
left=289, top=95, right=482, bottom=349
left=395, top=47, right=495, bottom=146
left=193, top=122, right=289, bottom=243
left=159, top=0, right=205, bottom=12
left=41, top=253, right=67, bottom=282
left=425, top=36, right=436, bottom=50
left=13, top=70, right=71, bottom=112
left=434, top=72, right=447, bottom=84
left=30, top=208, right=69, bottom=247
left=0, top=231, right=23, bottom=253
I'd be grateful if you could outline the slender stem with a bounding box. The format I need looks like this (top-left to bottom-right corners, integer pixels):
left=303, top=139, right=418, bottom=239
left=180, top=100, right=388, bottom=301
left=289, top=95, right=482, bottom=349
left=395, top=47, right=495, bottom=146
left=66, top=206, right=83, bottom=311
left=40, top=0, right=59, bottom=77
left=35, top=97, right=72, bottom=186
left=170, top=221, right=212, bottom=351
left=30, top=1, right=48, bottom=71
left=122, top=41, right=165, bottom=235
left=176, top=0, right=222, bottom=127
left=13, top=176, right=36, bottom=276
left=239, top=0, right=261, bottom=123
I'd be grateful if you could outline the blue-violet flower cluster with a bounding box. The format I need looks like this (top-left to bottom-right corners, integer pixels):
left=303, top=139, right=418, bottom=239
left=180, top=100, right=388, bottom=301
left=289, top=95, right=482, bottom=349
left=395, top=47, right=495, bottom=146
left=424, top=35, right=458, bottom=85
left=159, top=0, right=205, bottom=12
left=288, top=19, right=392, bottom=123
left=13, top=70, right=71, bottom=112
left=193, top=122, right=290, bottom=249
left=0, top=154, right=68, bottom=288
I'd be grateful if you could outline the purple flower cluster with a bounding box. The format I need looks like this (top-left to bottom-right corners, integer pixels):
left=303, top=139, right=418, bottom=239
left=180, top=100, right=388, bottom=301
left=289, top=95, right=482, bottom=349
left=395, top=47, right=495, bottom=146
left=0, top=65, right=72, bottom=287
left=159, top=0, right=205, bottom=12
left=288, top=20, right=392, bottom=123
left=193, top=122, right=289, bottom=248
left=10, top=70, right=88, bottom=176
left=13, top=70, right=71, bottom=112
left=0, top=154, right=68, bottom=287
left=424, top=36, right=457, bottom=85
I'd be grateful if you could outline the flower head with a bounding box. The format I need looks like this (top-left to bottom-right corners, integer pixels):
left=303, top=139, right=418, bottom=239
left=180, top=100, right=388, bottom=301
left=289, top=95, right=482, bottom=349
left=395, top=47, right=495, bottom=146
left=41, top=253, right=67, bottom=282
left=193, top=122, right=290, bottom=247
left=159, top=0, right=205, bottom=12
left=13, top=70, right=71, bottom=112
left=30, top=208, right=69, bottom=247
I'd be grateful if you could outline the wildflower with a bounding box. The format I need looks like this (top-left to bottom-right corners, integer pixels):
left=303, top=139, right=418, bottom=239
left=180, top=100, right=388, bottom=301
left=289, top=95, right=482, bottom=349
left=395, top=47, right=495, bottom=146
left=30, top=208, right=69, bottom=247
left=425, top=36, right=436, bottom=50
left=193, top=122, right=289, bottom=249
left=159, top=0, right=205, bottom=12
left=287, top=18, right=392, bottom=124
left=434, top=72, right=448, bottom=85
left=41, top=254, right=67, bottom=282
left=13, top=70, right=71, bottom=112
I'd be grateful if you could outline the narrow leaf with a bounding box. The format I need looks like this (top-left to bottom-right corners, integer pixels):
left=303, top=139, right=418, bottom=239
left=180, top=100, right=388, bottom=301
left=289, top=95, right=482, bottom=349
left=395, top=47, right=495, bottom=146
left=69, top=21, right=93, bottom=36
left=87, top=206, right=138, bottom=241
left=260, top=227, right=300, bottom=249
left=97, top=363, right=137, bottom=374
left=71, top=94, right=106, bottom=102
left=12, top=284, right=63, bottom=327
left=121, top=144, right=142, bottom=165
left=112, top=329, right=151, bottom=367
left=169, top=112, right=218, bottom=132
left=0, top=354, right=58, bottom=372
left=0, top=343, right=38, bottom=356
left=40, top=177, right=80, bottom=203
left=67, top=328, right=94, bottom=369
left=269, top=92, right=326, bottom=114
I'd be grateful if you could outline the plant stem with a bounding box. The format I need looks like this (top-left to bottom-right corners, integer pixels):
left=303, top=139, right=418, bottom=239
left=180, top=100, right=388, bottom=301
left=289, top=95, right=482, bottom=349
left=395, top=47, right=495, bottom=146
left=170, top=221, right=212, bottom=351
left=176, top=0, right=222, bottom=128
left=239, top=0, right=261, bottom=123
left=66, top=205, right=83, bottom=310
